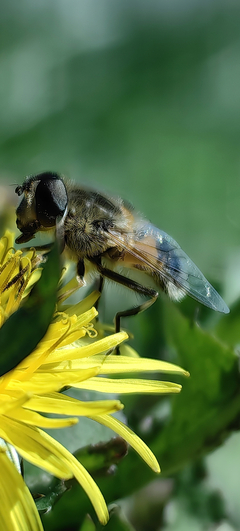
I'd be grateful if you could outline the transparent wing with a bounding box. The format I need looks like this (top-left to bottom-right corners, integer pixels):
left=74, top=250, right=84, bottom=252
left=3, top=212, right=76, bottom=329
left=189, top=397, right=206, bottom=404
left=108, top=223, right=229, bottom=314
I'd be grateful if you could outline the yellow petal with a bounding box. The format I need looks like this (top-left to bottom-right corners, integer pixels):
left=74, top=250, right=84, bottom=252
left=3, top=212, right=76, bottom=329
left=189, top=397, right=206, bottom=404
left=25, top=393, right=124, bottom=416
left=93, top=354, right=189, bottom=376
left=90, top=413, right=160, bottom=473
left=39, top=431, right=109, bottom=525
left=38, top=332, right=128, bottom=364
left=0, top=231, right=14, bottom=263
left=8, top=366, right=100, bottom=392
left=0, top=393, right=30, bottom=415
left=0, top=415, right=109, bottom=524
left=57, top=276, right=81, bottom=302
left=63, top=291, right=100, bottom=316
left=8, top=407, right=79, bottom=429
left=74, top=377, right=182, bottom=394
left=0, top=417, right=73, bottom=478
left=45, top=354, right=188, bottom=376
left=8, top=421, right=109, bottom=526
left=0, top=450, right=43, bottom=531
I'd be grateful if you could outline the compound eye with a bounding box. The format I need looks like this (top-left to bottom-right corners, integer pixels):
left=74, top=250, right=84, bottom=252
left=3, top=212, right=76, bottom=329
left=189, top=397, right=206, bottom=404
left=35, top=176, right=68, bottom=227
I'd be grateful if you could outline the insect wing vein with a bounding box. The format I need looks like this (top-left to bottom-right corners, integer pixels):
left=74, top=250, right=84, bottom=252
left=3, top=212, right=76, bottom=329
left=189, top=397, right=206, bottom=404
left=108, top=225, right=229, bottom=314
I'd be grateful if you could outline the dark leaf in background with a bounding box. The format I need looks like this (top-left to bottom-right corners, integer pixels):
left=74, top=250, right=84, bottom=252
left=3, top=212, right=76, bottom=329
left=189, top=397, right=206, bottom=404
left=36, top=480, right=69, bottom=515
left=74, top=438, right=128, bottom=477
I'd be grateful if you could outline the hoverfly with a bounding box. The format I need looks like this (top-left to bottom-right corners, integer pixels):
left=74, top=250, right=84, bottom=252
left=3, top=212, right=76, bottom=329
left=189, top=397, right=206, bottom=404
left=15, top=171, right=229, bottom=334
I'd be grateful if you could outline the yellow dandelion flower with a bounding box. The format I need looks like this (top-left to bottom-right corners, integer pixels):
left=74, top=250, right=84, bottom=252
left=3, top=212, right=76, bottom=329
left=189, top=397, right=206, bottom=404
left=0, top=231, right=188, bottom=530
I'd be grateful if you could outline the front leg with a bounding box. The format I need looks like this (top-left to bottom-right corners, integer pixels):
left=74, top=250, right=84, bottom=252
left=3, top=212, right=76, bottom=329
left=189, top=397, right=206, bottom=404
left=77, top=259, right=85, bottom=282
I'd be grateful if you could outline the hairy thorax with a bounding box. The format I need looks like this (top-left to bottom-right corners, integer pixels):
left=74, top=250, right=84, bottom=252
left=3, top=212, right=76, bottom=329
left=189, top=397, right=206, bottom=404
left=63, top=186, right=131, bottom=260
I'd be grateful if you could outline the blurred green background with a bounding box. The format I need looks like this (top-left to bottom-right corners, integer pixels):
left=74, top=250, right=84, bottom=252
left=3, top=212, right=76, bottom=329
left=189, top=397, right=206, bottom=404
left=2, top=1, right=240, bottom=530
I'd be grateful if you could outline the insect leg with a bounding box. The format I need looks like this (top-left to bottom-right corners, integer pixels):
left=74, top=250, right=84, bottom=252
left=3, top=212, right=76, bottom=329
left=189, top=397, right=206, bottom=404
left=114, top=296, right=157, bottom=334
left=91, top=257, right=157, bottom=297
left=94, top=275, right=104, bottom=313
left=90, top=257, right=158, bottom=351
left=77, top=259, right=85, bottom=280
left=77, top=258, right=104, bottom=312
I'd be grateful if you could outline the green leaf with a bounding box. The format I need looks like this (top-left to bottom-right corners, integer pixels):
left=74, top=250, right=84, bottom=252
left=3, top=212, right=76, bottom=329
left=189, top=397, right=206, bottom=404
left=0, top=243, right=60, bottom=376
left=79, top=516, right=96, bottom=531
left=35, top=480, right=68, bottom=514
left=151, top=300, right=240, bottom=475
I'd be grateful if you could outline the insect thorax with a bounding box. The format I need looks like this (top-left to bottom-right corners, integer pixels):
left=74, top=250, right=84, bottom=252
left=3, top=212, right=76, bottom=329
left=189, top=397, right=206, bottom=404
left=63, top=187, right=126, bottom=259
